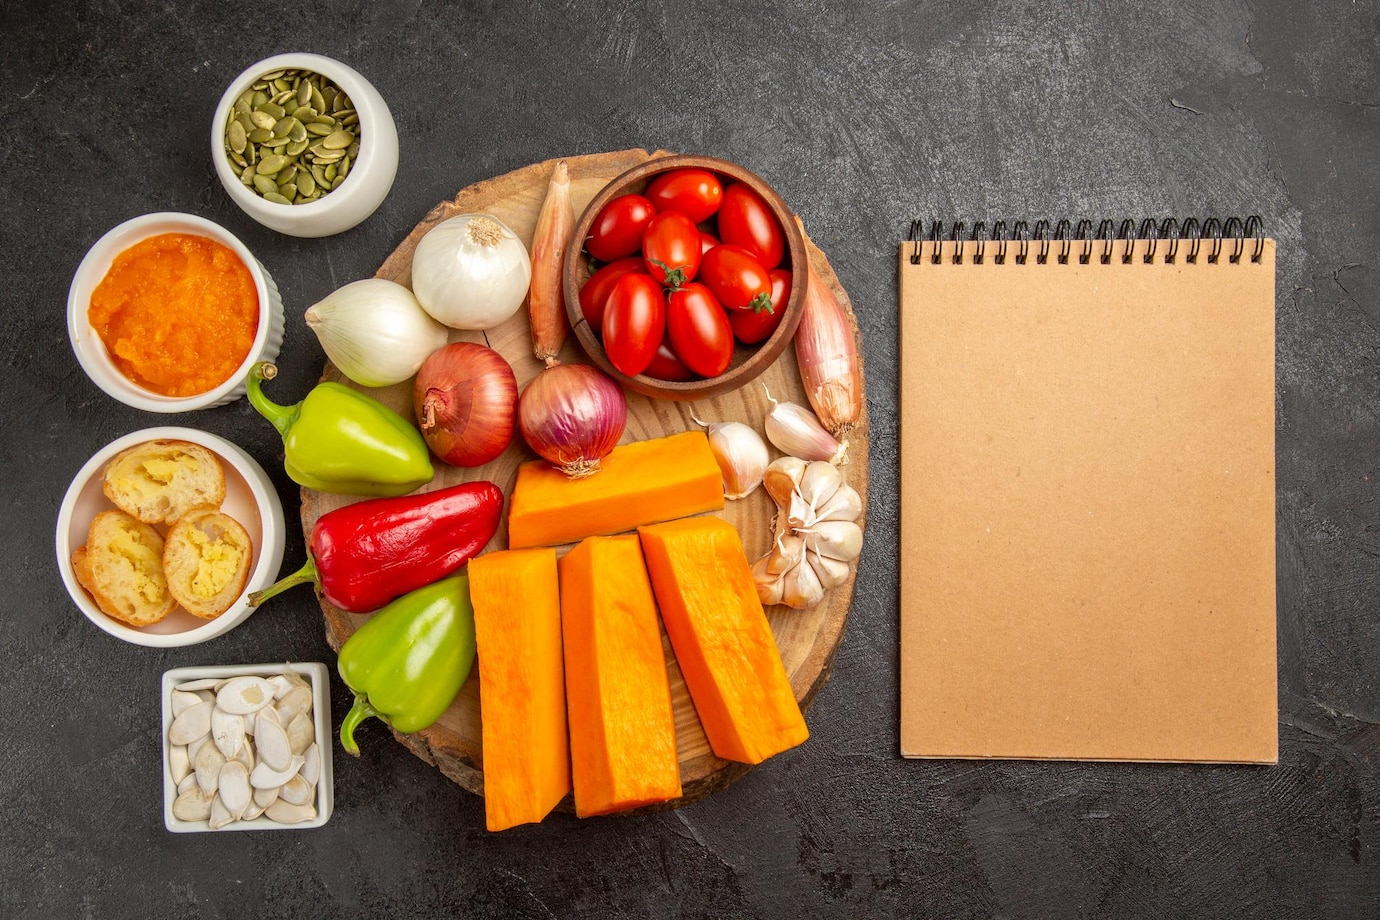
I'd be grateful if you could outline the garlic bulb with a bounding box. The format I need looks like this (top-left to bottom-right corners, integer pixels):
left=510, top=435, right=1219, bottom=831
left=694, top=416, right=769, bottom=500
left=753, top=457, right=864, bottom=609
left=762, top=385, right=845, bottom=464
left=411, top=213, right=532, bottom=330
left=304, top=279, right=449, bottom=388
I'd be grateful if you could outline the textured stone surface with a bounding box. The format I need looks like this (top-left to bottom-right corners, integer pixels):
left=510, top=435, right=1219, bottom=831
left=1, top=1, right=1376, bottom=916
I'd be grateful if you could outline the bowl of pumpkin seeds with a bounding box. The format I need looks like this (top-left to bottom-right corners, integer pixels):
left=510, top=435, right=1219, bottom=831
left=212, top=53, right=398, bottom=238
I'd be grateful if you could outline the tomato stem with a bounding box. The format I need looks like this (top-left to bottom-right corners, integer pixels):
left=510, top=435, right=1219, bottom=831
left=749, top=292, right=774, bottom=314
left=650, top=259, right=688, bottom=290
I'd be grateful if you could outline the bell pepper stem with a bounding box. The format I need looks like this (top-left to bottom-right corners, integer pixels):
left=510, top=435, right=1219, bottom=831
left=340, top=694, right=384, bottom=757
left=245, top=362, right=299, bottom=437
left=247, top=555, right=318, bottom=607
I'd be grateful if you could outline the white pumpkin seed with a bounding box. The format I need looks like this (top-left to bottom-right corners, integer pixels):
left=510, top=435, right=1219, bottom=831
left=233, top=736, right=255, bottom=772
left=250, top=755, right=304, bottom=789
left=211, top=708, right=245, bottom=760
left=267, top=675, right=295, bottom=699
left=299, top=743, right=321, bottom=785
left=177, top=772, right=199, bottom=795
left=194, top=742, right=225, bottom=796
left=172, top=788, right=212, bottom=822
left=279, top=774, right=314, bottom=807
left=175, top=678, right=220, bottom=692
left=209, top=795, right=235, bottom=830
left=187, top=734, right=208, bottom=764
left=265, top=800, right=316, bottom=824
left=286, top=712, right=314, bottom=756
left=170, top=690, right=202, bottom=717
left=256, top=703, right=282, bottom=730
left=253, top=784, right=280, bottom=808
left=255, top=718, right=292, bottom=771
left=276, top=686, right=313, bottom=725
left=169, top=701, right=213, bottom=745
left=242, top=798, right=267, bottom=821
left=218, top=762, right=251, bottom=819
left=216, top=676, right=276, bottom=714
left=195, top=689, right=215, bottom=704
left=168, top=744, right=190, bottom=784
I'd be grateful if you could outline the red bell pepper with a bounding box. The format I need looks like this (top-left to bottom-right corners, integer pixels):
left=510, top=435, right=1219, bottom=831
left=249, top=481, right=504, bottom=613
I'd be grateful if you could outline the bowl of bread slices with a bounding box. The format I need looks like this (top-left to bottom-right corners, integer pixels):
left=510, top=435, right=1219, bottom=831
left=55, top=428, right=285, bottom=647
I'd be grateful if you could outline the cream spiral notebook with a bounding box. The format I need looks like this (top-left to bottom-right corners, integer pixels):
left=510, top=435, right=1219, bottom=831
left=898, top=218, right=1277, bottom=763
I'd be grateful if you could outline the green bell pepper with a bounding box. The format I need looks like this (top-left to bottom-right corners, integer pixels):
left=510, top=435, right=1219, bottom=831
left=337, top=574, right=476, bottom=756
left=246, top=362, right=434, bottom=496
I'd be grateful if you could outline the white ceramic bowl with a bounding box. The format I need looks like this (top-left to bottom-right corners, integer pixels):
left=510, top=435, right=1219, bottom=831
left=161, top=662, right=335, bottom=833
left=212, top=53, right=399, bottom=237
left=67, top=212, right=286, bottom=412
left=55, top=427, right=286, bottom=647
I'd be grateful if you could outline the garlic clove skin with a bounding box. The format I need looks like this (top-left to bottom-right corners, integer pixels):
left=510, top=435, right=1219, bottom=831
left=752, top=557, right=785, bottom=606
left=698, top=419, right=769, bottom=500
left=763, top=386, right=843, bottom=463
left=804, top=520, right=864, bottom=562
left=808, top=548, right=853, bottom=589
left=814, top=484, right=862, bottom=523
left=767, top=533, right=805, bottom=576
left=799, top=461, right=843, bottom=512
left=781, top=557, right=827, bottom=609
left=763, top=457, right=808, bottom=507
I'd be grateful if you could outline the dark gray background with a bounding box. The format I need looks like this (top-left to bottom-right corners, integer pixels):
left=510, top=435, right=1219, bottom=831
left=3, top=1, right=1376, bottom=917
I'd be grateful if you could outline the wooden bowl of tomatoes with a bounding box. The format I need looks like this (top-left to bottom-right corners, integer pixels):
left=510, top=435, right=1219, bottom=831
left=562, top=154, right=807, bottom=401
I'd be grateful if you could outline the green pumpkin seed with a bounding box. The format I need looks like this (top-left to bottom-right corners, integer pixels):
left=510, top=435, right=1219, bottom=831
left=247, top=126, right=272, bottom=143
left=306, top=122, right=332, bottom=136
left=240, top=165, right=256, bottom=186
left=324, top=163, right=338, bottom=182
left=265, top=135, right=290, bottom=149
left=230, top=150, right=247, bottom=168
left=271, top=116, right=297, bottom=138
left=291, top=104, right=316, bottom=122
left=273, top=78, right=290, bottom=93
left=253, top=174, right=280, bottom=195
left=337, top=157, right=350, bottom=181
left=297, top=171, right=316, bottom=196
left=257, top=101, right=285, bottom=119
left=256, top=153, right=288, bottom=174
left=252, top=90, right=268, bottom=106
left=286, top=138, right=310, bottom=156
left=277, top=181, right=298, bottom=200
left=322, top=130, right=353, bottom=149
left=235, top=112, right=255, bottom=133
left=310, top=84, right=326, bottom=112
left=249, top=111, right=276, bottom=130
left=245, top=143, right=256, bottom=165
left=227, top=118, right=247, bottom=153
left=260, top=70, right=286, bottom=81
left=288, top=121, right=308, bottom=144
left=347, top=142, right=359, bottom=159
left=276, top=164, right=298, bottom=184
left=296, top=81, right=312, bottom=106
left=262, top=191, right=291, bottom=205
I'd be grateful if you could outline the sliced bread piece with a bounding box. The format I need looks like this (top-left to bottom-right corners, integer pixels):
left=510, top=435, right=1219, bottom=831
left=163, top=508, right=254, bottom=620
left=103, top=440, right=226, bottom=525
left=73, top=510, right=177, bottom=627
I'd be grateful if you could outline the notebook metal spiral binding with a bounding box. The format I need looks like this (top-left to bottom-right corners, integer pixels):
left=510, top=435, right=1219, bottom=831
left=908, top=216, right=1265, bottom=266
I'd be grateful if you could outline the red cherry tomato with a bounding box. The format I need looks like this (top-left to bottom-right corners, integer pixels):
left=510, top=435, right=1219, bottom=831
left=641, top=212, right=702, bottom=285
left=601, top=273, right=665, bottom=376
left=667, top=283, right=734, bottom=378
left=699, top=230, right=720, bottom=255
left=586, top=194, right=655, bottom=262
left=718, top=182, right=785, bottom=269
left=730, top=269, right=791, bottom=344
left=699, top=244, right=772, bottom=312
left=646, top=169, right=724, bottom=223
left=578, top=257, right=644, bottom=331
left=645, top=331, right=696, bottom=382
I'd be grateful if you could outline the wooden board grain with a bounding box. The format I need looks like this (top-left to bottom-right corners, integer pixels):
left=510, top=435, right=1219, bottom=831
left=303, top=148, right=869, bottom=810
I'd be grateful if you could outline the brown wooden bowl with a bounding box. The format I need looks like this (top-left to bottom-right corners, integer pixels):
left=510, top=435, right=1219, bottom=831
left=562, top=154, right=807, bottom=401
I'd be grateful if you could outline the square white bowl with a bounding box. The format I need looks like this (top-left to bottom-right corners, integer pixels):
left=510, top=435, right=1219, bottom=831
left=161, top=662, right=334, bottom=833
left=55, top=427, right=287, bottom=647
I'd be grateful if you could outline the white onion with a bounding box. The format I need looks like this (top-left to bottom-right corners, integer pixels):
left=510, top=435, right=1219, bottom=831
left=304, top=279, right=449, bottom=388
left=411, top=213, right=532, bottom=330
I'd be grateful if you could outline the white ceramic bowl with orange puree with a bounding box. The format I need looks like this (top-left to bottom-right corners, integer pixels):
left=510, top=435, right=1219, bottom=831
left=67, top=212, right=285, bottom=412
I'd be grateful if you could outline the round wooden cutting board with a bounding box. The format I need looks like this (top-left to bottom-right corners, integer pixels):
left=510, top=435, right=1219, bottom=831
left=303, top=148, right=869, bottom=810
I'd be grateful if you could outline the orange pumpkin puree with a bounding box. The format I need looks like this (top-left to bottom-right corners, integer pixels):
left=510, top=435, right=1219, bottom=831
left=88, top=233, right=259, bottom=397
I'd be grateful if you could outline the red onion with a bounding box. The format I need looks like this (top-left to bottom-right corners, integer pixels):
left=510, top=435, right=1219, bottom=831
left=518, top=363, right=627, bottom=478
left=413, top=342, right=518, bottom=467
